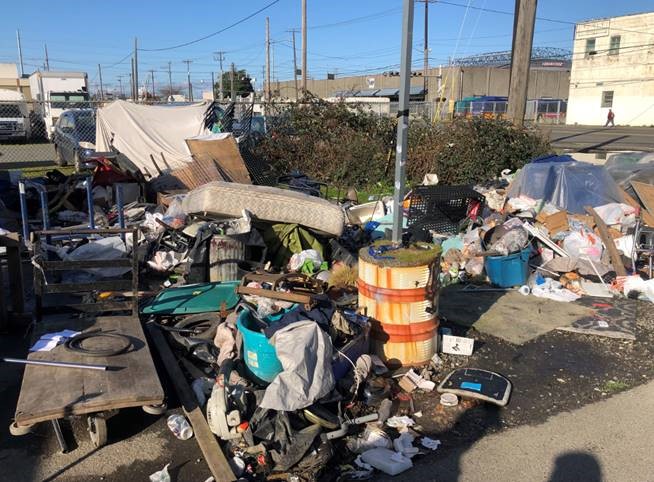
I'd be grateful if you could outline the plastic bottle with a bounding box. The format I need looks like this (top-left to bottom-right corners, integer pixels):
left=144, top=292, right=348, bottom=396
left=167, top=414, right=193, bottom=440
left=360, top=448, right=413, bottom=476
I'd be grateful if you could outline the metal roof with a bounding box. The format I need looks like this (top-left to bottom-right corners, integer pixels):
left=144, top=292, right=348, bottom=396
left=375, top=88, right=399, bottom=97
left=331, top=90, right=358, bottom=97
left=409, top=86, right=426, bottom=96
left=354, top=89, right=379, bottom=97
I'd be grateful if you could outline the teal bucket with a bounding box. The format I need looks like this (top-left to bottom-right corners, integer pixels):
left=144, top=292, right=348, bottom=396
left=236, top=308, right=284, bottom=383
left=484, top=247, right=531, bottom=288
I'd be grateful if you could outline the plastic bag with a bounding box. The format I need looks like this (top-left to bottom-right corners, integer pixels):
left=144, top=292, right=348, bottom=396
left=163, top=197, right=186, bottom=229
left=594, top=203, right=636, bottom=227
left=288, top=249, right=326, bottom=274
left=562, top=230, right=603, bottom=262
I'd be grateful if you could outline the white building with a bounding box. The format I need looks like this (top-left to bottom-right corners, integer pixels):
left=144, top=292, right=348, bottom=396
left=566, top=11, right=654, bottom=126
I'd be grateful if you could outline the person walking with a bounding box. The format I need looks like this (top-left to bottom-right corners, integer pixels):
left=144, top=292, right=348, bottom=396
left=605, top=109, right=615, bottom=127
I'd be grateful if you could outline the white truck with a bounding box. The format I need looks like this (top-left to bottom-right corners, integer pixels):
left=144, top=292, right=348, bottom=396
left=0, top=89, right=31, bottom=142
left=29, top=71, right=89, bottom=139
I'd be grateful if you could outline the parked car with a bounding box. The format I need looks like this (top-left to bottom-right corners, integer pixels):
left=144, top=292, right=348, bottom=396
left=52, top=109, right=96, bottom=167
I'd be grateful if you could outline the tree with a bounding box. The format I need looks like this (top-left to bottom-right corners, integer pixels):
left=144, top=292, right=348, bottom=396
left=215, top=69, right=253, bottom=99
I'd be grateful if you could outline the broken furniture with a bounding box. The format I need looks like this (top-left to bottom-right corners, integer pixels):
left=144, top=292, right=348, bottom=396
left=633, top=218, right=654, bottom=277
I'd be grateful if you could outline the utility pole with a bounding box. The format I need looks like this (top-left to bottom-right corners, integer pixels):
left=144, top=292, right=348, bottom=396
left=183, top=60, right=193, bottom=101
left=16, top=30, right=24, bottom=77
left=392, top=0, right=414, bottom=244
left=230, top=62, right=236, bottom=101
left=117, top=75, right=124, bottom=98
left=213, top=51, right=225, bottom=100
left=507, top=0, right=537, bottom=126
left=44, top=43, right=50, bottom=71
left=211, top=72, right=215, bottom=100
left=265, top=17, right=271, bottom=101
left=165, top=62, right=173, bottom=98
left=301, top=0, right=307, bottom=94
left=98, top=64, right=104, bottom=101
left=288, top=29, right=299, bottom=100
left=130, top=58, right=135, bottom=101
left=134, top=37, right=139, bottom=101
left=423, top=0, right=429, bottom=95
left=149, top=69, right=155, bottom=99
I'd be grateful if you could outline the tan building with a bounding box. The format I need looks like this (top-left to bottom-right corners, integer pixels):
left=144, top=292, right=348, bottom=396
left=271, top=63, right=569, bottom=106
left=567, top=11, right=654, bottom=126
left=0, top=63, right=31, bottom=100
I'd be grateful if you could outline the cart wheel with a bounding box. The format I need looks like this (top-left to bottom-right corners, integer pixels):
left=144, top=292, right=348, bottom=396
left=9, top=421, right=33, bottom=436
left=87, top=415, right=108, bottom=448
left=142, top=402, right=167, bottom=415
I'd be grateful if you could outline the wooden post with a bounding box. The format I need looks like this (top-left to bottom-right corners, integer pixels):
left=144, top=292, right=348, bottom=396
left=507, top=0, right=537, bottom=126
left=147, top=322, right=236, bottom=481
left=586, top=206, right=627, bottom=277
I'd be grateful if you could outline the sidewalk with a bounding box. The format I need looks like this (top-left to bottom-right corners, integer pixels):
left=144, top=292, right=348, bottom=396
left=392, top=380, right=654, bottom=481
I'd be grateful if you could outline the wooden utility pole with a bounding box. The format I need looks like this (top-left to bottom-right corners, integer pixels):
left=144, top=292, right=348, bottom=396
left=149, top=69, right=155, bottom=98
left=166, top=61, right=173, bottom=98
left=130, top=58, right=135, bottom=101
left=265, top=17, right=271, bottom=100
left=423, top=1, right=428, bottom=94
left=98, top=64, right=104, bottom=101
left=16, top=30, right=24, bottom=77
left=507, top=0, right=537, bottom=125
left=44, top=43, right=50, bottom=71
left=117, top=75, right=124, bottom=98
left=134, top=37, right=139, bottom=101
left=211, top=71, right=215, bottom=100
left=230, top=62, right=236, bottom=101
left=301, top=0, right=307, bottom=94
left=213, top=51, right=225, bottom=100
left=183, top=60, right=193, bottom=101
left=288, top=29, right=299, bottom=100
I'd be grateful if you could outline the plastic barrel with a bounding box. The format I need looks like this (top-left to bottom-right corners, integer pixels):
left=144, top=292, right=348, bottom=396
left=484, top=247, right=531, bottom=287
left=358, top=248, right=440, bottom=367
left=236, top=309, right=283, bottom=383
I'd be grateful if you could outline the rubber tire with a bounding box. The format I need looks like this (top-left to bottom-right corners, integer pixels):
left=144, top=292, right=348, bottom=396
left=9, top=421, right=33, bottom=436
left=88, top=415, right=108, bottom=448
left=170, top=312, right=222, bottom=348
left=54, top=145, right=67, bottom=167
left=142, top=402, right=168, bottom=416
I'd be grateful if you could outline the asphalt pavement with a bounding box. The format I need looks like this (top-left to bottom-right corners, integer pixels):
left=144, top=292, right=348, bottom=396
left=541, top=124, right=654, bottom=153
left=390, top=379, right=654, bottom=481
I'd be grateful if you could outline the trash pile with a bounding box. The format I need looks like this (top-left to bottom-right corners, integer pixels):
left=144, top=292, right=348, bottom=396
left=8, top=103, right=654, bottom=482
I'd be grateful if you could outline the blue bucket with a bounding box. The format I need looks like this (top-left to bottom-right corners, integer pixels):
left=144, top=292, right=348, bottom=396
left=484, top=247, right=531, bottom=287
left=236, top=308, right=284, bottom=383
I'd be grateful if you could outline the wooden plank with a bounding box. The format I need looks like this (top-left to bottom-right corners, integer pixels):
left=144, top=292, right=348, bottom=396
left=629, top=182, right=654, bottom=227
left=15, top=316, right=164, bottom=426
left=147, top=321, right=236, bottom=482
left=236, top=286, right=314, bottom=304
left=585, top=206, right=628, bottom=276
left=55, top=301, right=134, bottom=313
left=44, top=280, right=133, bottom=294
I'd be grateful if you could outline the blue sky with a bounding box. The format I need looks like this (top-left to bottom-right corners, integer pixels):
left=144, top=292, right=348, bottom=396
left=1, top=0, right=652, bottom=96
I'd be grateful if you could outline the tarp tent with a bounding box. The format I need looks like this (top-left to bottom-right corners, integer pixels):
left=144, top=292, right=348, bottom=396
left=95, top=100, right=213, bottom=175
left=507, top=155, right=624, bottom=214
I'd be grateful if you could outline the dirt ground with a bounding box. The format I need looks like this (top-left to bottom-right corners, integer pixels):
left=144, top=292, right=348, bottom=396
left=1, top=298, right=653, bottom=481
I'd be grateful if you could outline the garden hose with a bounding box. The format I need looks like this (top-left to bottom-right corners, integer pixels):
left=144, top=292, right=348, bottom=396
left=64, top=330, right=131, bottom=357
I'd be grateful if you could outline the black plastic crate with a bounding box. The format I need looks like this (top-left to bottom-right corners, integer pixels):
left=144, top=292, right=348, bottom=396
left=407, top=185, right=485, bottom=236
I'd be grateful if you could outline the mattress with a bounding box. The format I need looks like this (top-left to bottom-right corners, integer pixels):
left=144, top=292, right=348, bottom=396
left=182, top=181, right=345, bottom=236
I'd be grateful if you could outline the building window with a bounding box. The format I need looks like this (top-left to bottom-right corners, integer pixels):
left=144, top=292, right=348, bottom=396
left=585, top=38, right=596, bottom=57
left=609, top=35, right=621, bottom=55
left=601, top=90, right=614, bottom=108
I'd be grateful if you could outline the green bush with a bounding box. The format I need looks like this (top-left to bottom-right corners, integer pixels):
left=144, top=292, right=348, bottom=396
left=253, top=101, right=551, bottom=189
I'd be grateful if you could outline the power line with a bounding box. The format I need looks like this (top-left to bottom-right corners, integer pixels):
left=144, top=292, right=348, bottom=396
left=139, top=0, right=281, bottom=52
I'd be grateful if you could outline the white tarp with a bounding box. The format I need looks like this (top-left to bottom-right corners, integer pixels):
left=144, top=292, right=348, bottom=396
left=95, top=100, right=211, bottom=174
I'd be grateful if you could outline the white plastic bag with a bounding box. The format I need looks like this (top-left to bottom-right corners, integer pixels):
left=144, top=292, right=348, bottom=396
left=562, top=231, right=603, bottom=262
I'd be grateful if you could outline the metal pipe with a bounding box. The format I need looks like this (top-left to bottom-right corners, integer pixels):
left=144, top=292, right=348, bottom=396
left=38, top=189, right=49, bottom=230
left=18, top=181, right=29, bottom=244
left=3, top=357, right=108, bottom=371
left=85, top=177, right=95, bottom=229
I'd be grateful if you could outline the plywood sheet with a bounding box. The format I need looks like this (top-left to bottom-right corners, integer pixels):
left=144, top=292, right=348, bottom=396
left=185, top=135, right=252, bottom=185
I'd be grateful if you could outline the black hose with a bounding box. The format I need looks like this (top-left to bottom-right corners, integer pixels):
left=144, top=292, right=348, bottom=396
left=64, top=331, right=131, bottom=357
